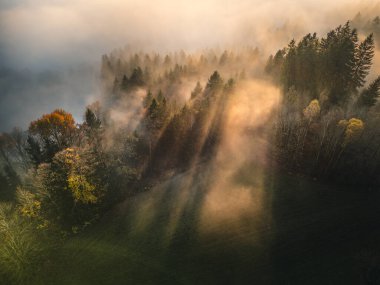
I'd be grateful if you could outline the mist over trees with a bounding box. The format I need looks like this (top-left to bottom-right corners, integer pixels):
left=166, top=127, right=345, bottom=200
left=0, top=47, right=258, bottom=283
left=266, top=21, right=380, bottom=187
left=0, top=18, right=380, bottom=284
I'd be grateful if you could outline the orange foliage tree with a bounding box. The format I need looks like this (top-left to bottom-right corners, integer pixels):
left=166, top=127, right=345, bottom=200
left=27, top=109, right=77, bottom=164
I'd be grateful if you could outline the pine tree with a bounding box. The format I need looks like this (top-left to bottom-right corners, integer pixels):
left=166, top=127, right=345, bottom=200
left=265, top=49, right=285, bottom=82
left=121, top=75, right=128, bottom=90
left=357, top=75, right=380, bottom=107
left=85, top=108, right=101, bottom=129
left=352, top=33, right=374, bottom=88
left=129, top=67, right=144, bottom=87
left=206, top=71, right=223, bottom=90
left=148, top=98, right=159, bottom=121
left=295, top=33, right=319, bottom=95
left=319, top=22, right=358, bottom=104
left=282, top=40, right=297, bottom=91
left=143, top=90, right=153, bottom=108
left=191, top=82, right=203, bottom=99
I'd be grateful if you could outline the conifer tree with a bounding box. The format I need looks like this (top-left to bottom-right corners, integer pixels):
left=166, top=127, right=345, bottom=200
left=352, top=33, right=375, bottom=88
left=282, top=40, right=297, bottom=91
left=206, top=71, right=223, bottom=90
left=191, top=81, right=203, bottom=99
left=357, top=75, right=380, bottom=107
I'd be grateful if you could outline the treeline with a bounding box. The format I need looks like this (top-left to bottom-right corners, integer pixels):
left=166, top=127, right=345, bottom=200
left=0, top=71, right=235, bottom=226
left=0, top=63, right=236, bottom=282
left=100, top=47, right=259, bottom=100
left=1, top=47, right=256, bottom=237
left=2, top=20, right=380, bottom=282
left=266, top=21, right=380, bottom=187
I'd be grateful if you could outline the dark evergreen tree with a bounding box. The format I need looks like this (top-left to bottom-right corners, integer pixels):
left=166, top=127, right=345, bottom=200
left=191, top=81, right=203, bottom=99
left=224, top=78, right=235, bottom=92
left=85, top=108, right=101, bottom=130
left=129, top=67, right=144, bottom=87
left=282, top=40, right=297, bottom=91
left=143, top=90, right=153, bottom=108
left=357, top=75, right=380, bottom=107
left=295, top=33, right=319, bottom=95
left=352, top=33, right=374, bottom=88
left=206, top=71, right=223, bottom=90
left=319, top=22, right=357, bottom=104
left=265, top=49, right=285, bottom=81
left=121, top=75, right=129, bottom=90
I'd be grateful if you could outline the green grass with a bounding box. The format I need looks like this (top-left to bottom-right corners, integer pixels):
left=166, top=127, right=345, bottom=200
left=40, top=166, right=380, bottom=284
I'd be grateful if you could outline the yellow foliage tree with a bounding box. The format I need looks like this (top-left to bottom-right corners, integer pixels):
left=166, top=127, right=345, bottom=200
left=338, top=118, right=364, bottom=146
left=32, top=147, right=103, bottom=232
left=68, top=174, right=97, bottom=204
left=55, top=148, right=99, bottom=204
left=343, top=118, right=364, bottom=146
left=303, top=99, right=320, bottom=120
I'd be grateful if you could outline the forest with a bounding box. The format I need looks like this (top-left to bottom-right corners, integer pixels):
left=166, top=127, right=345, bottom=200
left=1, top=18, right=380, bottom=284
left=266, top=21, right=380, bottom=187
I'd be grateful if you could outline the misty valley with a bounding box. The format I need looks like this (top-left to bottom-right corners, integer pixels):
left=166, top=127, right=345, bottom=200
left=1, top=17, right=380, bottom=285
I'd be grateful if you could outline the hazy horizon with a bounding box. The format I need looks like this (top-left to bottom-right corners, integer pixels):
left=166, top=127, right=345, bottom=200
left=1, top=0, right=380, bottom=131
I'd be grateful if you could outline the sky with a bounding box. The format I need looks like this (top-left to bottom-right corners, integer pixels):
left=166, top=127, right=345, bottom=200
left=0, top=0, right=380, bottom=131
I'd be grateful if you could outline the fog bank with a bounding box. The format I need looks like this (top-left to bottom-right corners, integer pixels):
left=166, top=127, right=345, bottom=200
left=1, top=0, right=380, bottom=131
